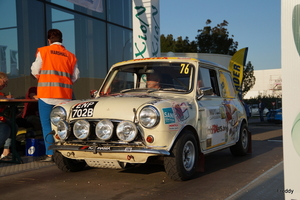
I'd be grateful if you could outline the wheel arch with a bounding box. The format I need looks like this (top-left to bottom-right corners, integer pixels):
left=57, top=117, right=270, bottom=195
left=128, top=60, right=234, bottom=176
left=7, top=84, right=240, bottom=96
left=170, top=125, right=200, bottom=152
left=230, top=118, right=252, bottom=155
left=164, top=125, right=200, bottom=181
left=235, top=118, right=249, bottom=143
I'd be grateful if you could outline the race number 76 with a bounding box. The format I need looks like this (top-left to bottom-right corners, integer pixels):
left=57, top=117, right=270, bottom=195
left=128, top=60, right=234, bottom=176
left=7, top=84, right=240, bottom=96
left=180, top=64, right=190, bottom=74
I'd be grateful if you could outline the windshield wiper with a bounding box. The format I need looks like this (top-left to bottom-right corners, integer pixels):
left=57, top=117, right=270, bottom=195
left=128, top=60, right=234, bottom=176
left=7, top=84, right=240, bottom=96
left=121, top=88, right=187, bottom=94
left=146, top=89, right=160, bottom=93
left=120, top=88, right=150, bottom=93
left=160, top=88, right=187, bottom=92
left=120, top=88, right=135, bottom=93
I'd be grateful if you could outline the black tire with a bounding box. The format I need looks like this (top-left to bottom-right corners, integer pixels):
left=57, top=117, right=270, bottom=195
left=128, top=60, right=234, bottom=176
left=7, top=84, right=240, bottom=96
left=230, top=123, right=249, bottom=156
left=164, top=131, right=198, bottom=181
left=53, top=151, right=86, bottom=172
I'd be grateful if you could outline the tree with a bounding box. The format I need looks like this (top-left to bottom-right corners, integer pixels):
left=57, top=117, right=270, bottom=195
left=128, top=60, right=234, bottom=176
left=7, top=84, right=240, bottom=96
left=174, top=36, right=197, bottom=53
left=242, top=61, right=256, bottom=97
left=196, top=19, right=238, bottom=55
left=160, top=34, right=176, bottom=52
left=245, top=94, right=282, bottom=110
left=161, top=34, right=197, bottom=53
left=160, top=20, right=255, bottom=98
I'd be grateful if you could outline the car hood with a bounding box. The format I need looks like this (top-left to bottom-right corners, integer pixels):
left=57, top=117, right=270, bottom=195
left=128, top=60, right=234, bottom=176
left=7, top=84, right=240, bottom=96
left=58, top=93, right=192, bottom=121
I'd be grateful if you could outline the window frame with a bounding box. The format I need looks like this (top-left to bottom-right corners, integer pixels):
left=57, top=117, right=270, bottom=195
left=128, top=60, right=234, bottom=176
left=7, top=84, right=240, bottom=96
left=197, top=66, right=221, bottom=97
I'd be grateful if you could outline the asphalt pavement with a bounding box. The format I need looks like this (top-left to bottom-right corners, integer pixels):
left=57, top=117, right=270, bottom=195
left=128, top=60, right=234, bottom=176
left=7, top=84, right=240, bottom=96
left=0, top=118, right=284, bottom=199
left=226, top=117, right=284, bottom=199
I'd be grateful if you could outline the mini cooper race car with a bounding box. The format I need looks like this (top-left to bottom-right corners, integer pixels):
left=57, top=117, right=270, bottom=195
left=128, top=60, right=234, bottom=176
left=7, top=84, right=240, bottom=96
left=49, top=57, right=250, bottom=181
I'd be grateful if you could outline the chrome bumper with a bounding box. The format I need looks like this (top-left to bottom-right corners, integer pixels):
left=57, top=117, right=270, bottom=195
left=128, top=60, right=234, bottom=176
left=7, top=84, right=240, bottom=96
left=49, top=144, right=170, bottom=156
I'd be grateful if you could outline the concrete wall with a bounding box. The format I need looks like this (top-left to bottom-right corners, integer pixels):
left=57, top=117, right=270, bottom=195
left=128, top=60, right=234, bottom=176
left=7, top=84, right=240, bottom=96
left=244, top=68, right=282, bottom=99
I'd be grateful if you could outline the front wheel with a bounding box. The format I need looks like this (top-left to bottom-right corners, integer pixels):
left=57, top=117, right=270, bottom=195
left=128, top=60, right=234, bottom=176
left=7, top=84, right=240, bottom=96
left=53, top=151, right=87, bottom=172
left=230, top=123, right=250, bottom=156
left=164, top=131, right=198, bottom=181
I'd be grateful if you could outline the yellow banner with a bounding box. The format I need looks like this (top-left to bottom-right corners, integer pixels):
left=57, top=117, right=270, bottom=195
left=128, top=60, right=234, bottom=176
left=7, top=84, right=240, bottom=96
left=228, top=47, right=248, bottom=94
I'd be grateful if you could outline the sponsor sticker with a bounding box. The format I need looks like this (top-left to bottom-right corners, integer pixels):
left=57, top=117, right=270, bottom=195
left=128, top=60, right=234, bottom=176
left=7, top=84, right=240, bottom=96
left=174, top=102, right=189, bottom=121
left=163, top=107, right=176, bottom=124
left=88, top=146, right=111, bottom=151
left=169, top=123, right=179, bottom=130
left=125, top=147, right=132, bottom=152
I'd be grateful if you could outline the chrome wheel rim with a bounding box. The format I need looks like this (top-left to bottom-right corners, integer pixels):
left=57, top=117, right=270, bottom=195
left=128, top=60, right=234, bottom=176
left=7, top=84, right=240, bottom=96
left=241, top=128, right=248, bottom=149
left=182, top=141, right=195, bottom=171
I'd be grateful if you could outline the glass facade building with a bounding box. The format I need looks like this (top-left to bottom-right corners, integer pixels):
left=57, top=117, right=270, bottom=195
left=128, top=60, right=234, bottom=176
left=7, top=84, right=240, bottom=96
left=0, top=0, right=132, bottom=99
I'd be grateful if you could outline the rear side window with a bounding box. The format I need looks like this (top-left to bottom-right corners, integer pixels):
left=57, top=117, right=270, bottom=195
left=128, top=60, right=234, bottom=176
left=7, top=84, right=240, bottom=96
left=219, top=71, right=236, bottom=98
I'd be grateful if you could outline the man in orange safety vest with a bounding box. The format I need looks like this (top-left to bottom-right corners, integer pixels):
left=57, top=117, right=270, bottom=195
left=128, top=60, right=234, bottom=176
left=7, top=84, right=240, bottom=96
left=31, top=29, right=80, bottom=162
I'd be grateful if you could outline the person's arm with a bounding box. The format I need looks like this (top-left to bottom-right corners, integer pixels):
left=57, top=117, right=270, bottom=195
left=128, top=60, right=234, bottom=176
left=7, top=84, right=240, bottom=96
left=0, top=93, right=6, bottom=99
left=71, top=63, right=80, bottom=83
left=5, top=93, right=12, bottom=99
left=0, top=92, right=12, bottom=99
left=31, top=51, right=42, bottom=79
left=29, top=92, right=38, bottom=100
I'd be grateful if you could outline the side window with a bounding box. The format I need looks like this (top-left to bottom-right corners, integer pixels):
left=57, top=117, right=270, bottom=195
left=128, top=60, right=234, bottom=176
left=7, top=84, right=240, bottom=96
left=209, top=70, right=220, bottom=96
left=198, top=67, right=220, bottom=96
left=198, top=68, right=211, bottom=88
left=219, top=71, right=236, bottom=98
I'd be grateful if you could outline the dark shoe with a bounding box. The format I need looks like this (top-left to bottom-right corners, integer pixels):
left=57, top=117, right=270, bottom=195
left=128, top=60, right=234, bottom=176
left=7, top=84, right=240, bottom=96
left=40, top=156, right=53, bottom=162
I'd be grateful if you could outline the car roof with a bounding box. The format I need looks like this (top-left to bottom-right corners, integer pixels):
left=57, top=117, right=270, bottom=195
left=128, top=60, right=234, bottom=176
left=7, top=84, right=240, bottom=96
left=113, top=57, right=228, bottom=71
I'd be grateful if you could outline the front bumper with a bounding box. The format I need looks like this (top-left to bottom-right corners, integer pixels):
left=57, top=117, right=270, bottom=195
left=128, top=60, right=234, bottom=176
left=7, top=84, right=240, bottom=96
left=49, top=144, right=170, bottom=155
left=50, top=144, right=170, bottom=167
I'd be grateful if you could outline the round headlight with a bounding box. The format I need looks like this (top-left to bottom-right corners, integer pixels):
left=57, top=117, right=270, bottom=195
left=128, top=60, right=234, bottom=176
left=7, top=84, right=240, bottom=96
left=57, top=121, right=69, bottom=140
left=73, top=120, right=90, bottom=139
left=95, top=120, right=114, bottom=140
left=116, top=121, right=137, bottom=142
left=139, top=106, right=160, bottom=128
left=50, top=106, right=67, bottom=126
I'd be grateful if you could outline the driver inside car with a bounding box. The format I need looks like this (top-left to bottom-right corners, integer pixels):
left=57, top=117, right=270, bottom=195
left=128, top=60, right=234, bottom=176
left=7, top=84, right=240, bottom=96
left=146, top=73, right=161, bottom=89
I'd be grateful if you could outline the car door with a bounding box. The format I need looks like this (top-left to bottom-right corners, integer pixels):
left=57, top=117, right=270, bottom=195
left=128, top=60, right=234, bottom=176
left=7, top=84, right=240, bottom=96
left=197, top=66, right=229, bottom=151
left=218, top=70, right=242, bottom=145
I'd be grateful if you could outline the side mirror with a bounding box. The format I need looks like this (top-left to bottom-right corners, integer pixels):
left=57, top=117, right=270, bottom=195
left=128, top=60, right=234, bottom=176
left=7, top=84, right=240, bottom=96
left=90, top=90, right=98, bottom=98
left=197, top=87, right=214, bottom=100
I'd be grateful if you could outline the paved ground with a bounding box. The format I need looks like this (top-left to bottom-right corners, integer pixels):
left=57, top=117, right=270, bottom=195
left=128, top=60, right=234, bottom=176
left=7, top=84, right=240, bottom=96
left=0, top=156, right=55, bottom=177
left=225, top=161, right=284, bottom=200
left=0, top=118, right=284, bottom=199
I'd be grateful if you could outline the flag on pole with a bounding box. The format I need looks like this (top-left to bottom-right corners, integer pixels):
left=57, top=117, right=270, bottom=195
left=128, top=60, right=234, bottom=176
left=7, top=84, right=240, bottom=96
left=132, top=0, right=160, bottom=59
left=228, top=47, right=248, bottom=95
left=66, top=0, right=103, bottom=12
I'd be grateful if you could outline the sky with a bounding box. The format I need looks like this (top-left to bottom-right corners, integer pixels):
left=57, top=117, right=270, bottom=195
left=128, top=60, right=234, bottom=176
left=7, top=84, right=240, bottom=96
left=159, top=0, right=281, bottom=70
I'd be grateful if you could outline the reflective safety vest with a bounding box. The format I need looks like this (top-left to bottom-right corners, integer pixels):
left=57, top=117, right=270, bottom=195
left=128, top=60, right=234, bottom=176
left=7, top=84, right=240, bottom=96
left=37, top=44, right=77, bottom=99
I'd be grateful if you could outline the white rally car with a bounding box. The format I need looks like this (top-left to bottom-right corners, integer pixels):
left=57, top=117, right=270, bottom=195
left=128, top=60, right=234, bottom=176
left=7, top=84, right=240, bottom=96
left=50, top=57, right=250, bottom=181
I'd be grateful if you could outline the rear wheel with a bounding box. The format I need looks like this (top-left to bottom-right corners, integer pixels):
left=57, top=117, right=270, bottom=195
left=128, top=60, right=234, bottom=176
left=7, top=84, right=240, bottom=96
left=164, top=131, right=198, bottom=181
left=230, top=123, right=249, bottom=156
left=53, top=151, right=86, bottom=172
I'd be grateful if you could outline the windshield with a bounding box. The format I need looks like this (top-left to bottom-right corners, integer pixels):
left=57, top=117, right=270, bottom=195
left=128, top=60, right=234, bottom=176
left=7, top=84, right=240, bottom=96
left=100, top=62, right=194, bottom=95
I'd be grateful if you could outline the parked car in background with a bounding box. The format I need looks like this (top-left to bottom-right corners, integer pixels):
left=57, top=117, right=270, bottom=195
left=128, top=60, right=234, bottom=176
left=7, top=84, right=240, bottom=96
left=267, top=108, right=282, bottom=124
left=250, top=104, right=269, bottom=117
